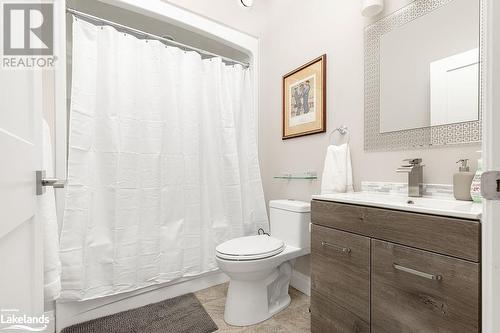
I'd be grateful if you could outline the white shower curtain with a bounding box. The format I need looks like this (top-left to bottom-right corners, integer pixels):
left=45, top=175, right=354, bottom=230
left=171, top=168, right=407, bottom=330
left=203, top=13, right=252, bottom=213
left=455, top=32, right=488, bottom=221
left=59, top=18, right=268, bottom=301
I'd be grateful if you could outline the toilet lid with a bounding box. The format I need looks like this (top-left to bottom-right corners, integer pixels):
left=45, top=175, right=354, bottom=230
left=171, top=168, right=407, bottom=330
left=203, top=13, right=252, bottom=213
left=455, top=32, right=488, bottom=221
left=216, top=235, right=285, bottom=261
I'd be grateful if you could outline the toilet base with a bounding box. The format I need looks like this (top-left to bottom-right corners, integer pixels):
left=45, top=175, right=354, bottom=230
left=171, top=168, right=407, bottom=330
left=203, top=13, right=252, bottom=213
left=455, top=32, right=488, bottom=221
left=223, top=260, right=294, bottom=326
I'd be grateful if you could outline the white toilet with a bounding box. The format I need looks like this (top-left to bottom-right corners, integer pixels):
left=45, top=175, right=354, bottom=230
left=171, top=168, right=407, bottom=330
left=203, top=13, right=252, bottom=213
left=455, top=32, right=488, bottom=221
left=215, top=200, right=311, bottom=326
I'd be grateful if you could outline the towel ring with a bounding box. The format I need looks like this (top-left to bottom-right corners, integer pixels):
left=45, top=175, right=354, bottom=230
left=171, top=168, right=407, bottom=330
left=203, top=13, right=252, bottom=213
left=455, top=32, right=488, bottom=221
left=329, top=125, right=350, bottom=144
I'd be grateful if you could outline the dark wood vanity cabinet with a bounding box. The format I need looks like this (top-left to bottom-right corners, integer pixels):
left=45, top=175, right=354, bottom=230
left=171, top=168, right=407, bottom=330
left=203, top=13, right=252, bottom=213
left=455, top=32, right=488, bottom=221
left=310, top=200, right=481, bottom=333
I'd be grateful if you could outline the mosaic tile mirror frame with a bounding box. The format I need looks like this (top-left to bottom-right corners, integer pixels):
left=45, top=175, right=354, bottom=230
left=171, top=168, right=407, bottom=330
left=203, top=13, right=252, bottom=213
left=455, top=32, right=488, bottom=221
left=364, top=0, right=486, bottom=151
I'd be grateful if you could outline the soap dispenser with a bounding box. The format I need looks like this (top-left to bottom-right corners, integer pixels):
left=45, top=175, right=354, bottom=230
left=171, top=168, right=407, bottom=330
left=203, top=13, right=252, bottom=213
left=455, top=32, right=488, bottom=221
left=453, top=159, right=474, bottom=201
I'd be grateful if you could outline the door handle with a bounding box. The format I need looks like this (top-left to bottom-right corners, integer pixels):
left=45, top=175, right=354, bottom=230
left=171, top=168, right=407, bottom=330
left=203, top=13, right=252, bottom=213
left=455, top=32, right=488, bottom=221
left=42, top=178, right=66, bottom=188
left=393, top=263, right=442, bottom=281
left=321, top=241, right=351, bottom=254
left=36, top=170, right=66, bottom=195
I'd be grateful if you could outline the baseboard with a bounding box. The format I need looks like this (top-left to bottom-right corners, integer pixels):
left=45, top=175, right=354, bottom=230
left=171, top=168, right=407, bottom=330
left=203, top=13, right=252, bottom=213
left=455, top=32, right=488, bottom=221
left=290, top=269, right=311, bottom=296
left=55, top=270, right=229, bottom=332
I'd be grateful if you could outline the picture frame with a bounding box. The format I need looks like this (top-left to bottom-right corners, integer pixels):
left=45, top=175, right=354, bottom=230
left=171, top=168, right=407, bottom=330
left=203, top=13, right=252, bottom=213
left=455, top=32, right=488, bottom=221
left=282, top=54, right=327, bottom=139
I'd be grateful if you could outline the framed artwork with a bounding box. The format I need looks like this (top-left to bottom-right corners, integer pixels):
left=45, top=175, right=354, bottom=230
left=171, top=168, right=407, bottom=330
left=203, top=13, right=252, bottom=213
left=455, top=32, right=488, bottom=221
left=282, top=54, right=326, bottom=139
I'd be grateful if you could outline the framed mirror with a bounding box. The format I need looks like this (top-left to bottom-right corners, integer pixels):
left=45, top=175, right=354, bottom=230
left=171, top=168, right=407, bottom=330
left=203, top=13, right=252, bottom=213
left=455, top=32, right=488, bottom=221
left=364, top=0, right=484, bottom=151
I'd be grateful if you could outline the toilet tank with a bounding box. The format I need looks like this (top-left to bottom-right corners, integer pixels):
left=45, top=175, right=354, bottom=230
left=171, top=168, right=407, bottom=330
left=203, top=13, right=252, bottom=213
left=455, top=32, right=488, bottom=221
left=269, top=200, right=311, bottom=249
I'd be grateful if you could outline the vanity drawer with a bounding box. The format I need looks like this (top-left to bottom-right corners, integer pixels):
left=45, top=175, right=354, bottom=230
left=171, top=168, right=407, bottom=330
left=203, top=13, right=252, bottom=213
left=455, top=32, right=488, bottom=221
left=312, top=200, right=367, bottom=230
left=311, top=290, right=369, bottom=333
left=311, top=200, right=480, bottom=262
left=371, top=239, right=480, bottom=333
left=311, top=224, right=370, bottom=323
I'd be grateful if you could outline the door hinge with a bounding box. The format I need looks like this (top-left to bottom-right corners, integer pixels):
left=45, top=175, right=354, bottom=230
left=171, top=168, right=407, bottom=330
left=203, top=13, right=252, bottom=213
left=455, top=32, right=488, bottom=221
left=481, top=171, right=500, bottom=200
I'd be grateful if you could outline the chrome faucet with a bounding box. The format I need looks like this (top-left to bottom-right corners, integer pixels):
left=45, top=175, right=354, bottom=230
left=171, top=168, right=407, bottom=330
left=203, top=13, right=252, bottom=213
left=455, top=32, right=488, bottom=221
left=396, top=158, right=424, bottom=197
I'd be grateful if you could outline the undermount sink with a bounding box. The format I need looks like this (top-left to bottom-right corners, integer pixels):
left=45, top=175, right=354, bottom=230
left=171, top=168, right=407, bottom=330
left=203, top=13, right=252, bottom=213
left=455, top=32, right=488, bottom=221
left=311, top=192, right=482, bottom=220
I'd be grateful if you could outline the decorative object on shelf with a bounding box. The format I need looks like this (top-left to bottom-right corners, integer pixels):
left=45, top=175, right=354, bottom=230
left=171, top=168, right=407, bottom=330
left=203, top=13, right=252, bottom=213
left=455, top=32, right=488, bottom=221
left=282, top=55, right=326, bottom=139
left=274, top=171, right=318, bottom=180
left=361, top=0, right=384, bottom=17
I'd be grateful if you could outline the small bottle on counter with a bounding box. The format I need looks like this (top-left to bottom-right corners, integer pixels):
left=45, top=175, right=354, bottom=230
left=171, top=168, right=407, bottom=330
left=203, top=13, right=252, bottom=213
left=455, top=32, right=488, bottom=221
left=470, top=158, right=483, bottom=203
left=453, top=159, right=474, bottom=201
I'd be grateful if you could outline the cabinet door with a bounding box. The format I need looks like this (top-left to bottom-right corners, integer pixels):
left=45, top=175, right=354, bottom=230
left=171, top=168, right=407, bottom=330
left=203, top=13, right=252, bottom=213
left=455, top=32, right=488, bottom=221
left=371, top=240, right=480, bottom=333
left=311, top=224, right=370, bottom=331
left=311, top=290, right=369, bottom=333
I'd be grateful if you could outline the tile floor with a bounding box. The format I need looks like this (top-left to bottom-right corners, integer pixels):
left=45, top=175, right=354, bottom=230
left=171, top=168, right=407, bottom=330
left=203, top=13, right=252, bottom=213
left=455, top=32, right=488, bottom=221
left=195, top=283, right=311, bottom=333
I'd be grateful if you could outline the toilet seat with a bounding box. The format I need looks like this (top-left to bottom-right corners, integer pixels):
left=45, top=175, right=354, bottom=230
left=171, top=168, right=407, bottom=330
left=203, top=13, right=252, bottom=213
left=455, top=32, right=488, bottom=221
left=216, top=235, right=285, bottom=261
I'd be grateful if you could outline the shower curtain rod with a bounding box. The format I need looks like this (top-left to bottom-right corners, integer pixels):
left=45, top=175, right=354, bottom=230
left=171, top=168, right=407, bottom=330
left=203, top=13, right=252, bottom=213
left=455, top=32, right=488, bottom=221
left=66, top=8, right=250, bottom=68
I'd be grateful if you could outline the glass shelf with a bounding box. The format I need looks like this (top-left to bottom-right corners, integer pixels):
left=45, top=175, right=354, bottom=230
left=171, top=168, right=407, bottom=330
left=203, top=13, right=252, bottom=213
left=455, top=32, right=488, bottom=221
left=273, top=172, right=318, bottom=180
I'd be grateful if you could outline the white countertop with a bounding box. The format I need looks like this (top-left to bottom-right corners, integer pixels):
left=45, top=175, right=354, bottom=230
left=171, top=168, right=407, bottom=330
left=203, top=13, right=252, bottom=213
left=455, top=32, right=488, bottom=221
left=312, top=192, right=482, bottom=220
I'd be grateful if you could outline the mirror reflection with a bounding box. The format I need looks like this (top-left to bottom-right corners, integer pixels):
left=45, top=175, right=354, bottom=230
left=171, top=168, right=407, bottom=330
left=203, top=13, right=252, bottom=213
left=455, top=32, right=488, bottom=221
left=379, top=0, right=480, bottom=133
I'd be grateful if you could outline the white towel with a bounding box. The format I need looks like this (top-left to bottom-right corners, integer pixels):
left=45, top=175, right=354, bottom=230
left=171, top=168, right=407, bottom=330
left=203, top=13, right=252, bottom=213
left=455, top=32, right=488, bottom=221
left=38, top=119, right=61, bottom=301
left=321, top=143, right=354, bottom=194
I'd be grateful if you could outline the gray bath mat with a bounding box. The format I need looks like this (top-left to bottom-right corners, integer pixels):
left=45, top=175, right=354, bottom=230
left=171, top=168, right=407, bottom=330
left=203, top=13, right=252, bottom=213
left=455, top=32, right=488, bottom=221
left=61, top=293, right=218, bottom=333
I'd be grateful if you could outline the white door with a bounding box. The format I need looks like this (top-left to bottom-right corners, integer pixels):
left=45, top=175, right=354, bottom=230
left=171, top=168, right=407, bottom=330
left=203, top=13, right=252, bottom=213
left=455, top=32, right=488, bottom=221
left=0, top=62, right=44, bottom=320
left=482, top=0, right=500, bottom=332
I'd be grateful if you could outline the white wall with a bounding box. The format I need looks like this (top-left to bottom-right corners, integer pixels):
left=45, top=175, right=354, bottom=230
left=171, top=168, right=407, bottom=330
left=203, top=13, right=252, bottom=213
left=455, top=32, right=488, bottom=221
left=167, top=0, right=481, bottom=194
left=258, top=0, right=480, bottom=204
left=166, top=0, right=482, bottom=277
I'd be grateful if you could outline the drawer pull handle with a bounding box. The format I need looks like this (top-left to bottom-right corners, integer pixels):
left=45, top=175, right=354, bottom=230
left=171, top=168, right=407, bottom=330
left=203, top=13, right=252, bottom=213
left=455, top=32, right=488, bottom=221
left=321, top=241, right=351, bottom=254
left=393, top=264, right=443, bottom=281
